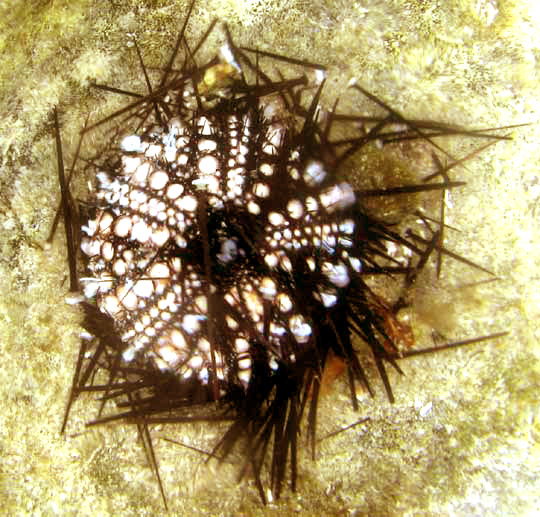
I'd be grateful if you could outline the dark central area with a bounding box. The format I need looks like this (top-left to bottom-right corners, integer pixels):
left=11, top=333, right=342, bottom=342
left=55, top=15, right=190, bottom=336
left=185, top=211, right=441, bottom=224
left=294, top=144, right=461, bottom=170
left=169, top=207, right=267, bottom=287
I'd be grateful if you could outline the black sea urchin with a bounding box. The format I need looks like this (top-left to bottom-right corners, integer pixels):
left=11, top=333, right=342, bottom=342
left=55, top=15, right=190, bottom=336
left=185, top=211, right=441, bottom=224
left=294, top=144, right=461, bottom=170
left=54, top=4, right=509, bottom=507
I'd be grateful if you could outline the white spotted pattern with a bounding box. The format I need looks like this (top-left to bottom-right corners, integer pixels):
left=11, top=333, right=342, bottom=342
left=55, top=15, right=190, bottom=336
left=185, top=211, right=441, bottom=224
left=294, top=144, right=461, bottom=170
left=81, top=79, right=362, bottom=394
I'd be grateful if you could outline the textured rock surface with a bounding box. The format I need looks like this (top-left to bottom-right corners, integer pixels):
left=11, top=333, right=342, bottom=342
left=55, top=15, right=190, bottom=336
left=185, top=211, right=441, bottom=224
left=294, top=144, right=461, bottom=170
left=1, top=1, right=539, bottom=515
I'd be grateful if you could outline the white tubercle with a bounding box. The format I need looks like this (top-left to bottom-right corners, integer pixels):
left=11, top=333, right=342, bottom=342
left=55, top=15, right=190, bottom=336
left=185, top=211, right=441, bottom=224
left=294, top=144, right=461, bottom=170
left=260, top=277, right=277, bottom=299
left=303, top=160, right=327, bottom=186
left=198, top=139, right=217, bottom=152
left=268, top=212, right=285, bottom=226
left=149, top=170, right=169, bottom=190
left=198, top=154, right=219, bottom=175
left=247, top=201, right=261, bottom=215
left=121, top=135, right=143, bottom=153
left=349, top=257, right=362, bottom=273
left=287, top=199, right=303, bottom=219
left=114, top=216, right=132, bottom=237
left=178, top=195, right=198, bottom=212
left=289, top=315, right=312, bottom=344
left=166, top=183, right=184, bottom=199
left=320, top=183, right=356, bottom=213
left=319, top=291, right=338, bottom=308
left=322, top=261, right=350, bottom=287
left=133, top=279, right=154, bottom=298
left=182, top=314, right=205, bottom=334
left=253, top=182, right=270, bottom=198
left=259, top=163, right=274, bottom=176
left=131, top=220, right=151, bottom=243
left=235, top=338, right=250, bottom=354
left=122, top=156, right=141, bottom=174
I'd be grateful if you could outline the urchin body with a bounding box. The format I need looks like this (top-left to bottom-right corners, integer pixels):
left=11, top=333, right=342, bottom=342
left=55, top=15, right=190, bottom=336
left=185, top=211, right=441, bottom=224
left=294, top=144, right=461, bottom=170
left=81, top=70, right=364, bottom=398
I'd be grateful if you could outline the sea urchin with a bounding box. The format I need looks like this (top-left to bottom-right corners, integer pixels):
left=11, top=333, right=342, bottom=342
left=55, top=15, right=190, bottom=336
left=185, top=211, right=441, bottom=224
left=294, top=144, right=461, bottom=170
left=53, top=4, right=509, bottom=507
